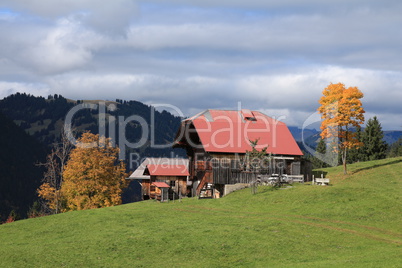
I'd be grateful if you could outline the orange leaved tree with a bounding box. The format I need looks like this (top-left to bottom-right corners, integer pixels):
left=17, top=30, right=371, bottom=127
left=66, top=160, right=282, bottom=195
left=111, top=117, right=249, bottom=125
left=61, top=132, right=128, bottom=211
left=318, top=83, right=365, bottom=174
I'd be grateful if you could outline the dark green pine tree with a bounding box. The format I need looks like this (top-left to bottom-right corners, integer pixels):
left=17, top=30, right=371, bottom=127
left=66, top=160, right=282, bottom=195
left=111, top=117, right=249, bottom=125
left=362, top=116, right=388, bottom=160
left=347, top=126, right=365, bottom=163
left=312, top=139, right=329, bottom=169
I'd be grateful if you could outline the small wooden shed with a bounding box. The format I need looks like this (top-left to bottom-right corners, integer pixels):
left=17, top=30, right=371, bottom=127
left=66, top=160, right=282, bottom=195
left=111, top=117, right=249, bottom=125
left=150, top=182, right=170, bottom=202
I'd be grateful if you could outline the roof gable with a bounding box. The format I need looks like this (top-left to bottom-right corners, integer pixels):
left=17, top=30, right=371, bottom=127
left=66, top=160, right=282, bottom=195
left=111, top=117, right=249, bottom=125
left=146, top=164, right=190, bottom=176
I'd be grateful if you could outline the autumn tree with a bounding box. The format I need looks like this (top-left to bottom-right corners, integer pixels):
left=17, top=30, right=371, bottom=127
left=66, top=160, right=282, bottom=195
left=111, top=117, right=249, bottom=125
left=318, top=83, right=365, bottom=174
left=61, top=132, right=128, bottom=211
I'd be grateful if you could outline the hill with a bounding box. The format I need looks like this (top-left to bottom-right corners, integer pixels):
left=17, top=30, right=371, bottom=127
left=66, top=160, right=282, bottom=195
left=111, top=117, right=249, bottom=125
left=1, top=157, right=401, bottom=267
left=0, top=112, right=47, bottom=221
left=287, top=126, right=319, bottom=142
left=301, top=129, right=402, bottom=151
left=384, top=130, right=402, bottom=145
left=0, top=93, right=185, bottom=158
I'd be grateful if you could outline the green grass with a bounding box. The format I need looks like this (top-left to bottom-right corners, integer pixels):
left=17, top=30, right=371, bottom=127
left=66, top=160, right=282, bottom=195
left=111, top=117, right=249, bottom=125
left=1, top=157, right=401, bottom=267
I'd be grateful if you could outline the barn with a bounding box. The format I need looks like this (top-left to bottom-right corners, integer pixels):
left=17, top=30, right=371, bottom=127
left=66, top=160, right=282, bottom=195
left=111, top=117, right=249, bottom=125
left=173, top=109, right=310, bottom=196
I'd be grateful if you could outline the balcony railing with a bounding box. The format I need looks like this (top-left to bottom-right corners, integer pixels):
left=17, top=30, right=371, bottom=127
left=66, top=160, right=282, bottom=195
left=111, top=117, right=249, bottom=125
left=191, top=159, right=309, bottom=184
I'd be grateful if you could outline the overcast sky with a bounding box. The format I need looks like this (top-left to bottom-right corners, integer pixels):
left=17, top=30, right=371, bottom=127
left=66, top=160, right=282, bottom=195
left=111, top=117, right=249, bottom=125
left=0, top=0, right=401, bottom=130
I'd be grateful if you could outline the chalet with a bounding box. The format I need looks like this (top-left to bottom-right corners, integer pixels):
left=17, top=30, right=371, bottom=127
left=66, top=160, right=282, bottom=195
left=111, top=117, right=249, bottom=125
left=173, top=109, right=310, bottom=196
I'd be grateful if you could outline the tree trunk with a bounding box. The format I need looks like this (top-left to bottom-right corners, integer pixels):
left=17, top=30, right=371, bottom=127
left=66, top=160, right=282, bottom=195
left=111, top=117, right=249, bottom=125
left=342, top=128, right=348, bottom=175
left=343, top=159, right=347, bottom=175
left=342, top=149, right=347, bottom=175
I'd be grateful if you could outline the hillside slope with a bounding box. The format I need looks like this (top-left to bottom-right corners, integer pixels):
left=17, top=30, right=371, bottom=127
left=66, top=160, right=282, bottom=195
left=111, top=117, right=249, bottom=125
left=1, top=158, right=401, bottom=267
left=0, top=93, right=185, bottom=158
left=0, top=112, right=47, bottom=221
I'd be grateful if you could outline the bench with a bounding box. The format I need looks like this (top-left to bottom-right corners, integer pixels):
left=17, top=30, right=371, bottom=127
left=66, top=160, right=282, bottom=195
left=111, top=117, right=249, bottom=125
left=314, top=178, right=330, bottom=185
left=286, top=175, right=304, bottom=183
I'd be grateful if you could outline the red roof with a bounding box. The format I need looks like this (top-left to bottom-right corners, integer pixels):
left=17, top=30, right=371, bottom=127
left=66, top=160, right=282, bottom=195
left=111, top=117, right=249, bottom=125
left=147, top=164, right=190, bottom=176
left=175, top=109, right=303, bottom=156
left=151, top=182, right=170, bottom=188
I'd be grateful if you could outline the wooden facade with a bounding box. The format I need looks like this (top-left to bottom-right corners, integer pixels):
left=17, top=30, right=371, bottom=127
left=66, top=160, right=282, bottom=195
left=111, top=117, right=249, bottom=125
left=189, top=156, right=312, bottom=197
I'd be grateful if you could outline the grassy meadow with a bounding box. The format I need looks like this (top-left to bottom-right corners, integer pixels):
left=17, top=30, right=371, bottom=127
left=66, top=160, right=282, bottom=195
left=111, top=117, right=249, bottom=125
left=1, top=157, right=401, bottom=267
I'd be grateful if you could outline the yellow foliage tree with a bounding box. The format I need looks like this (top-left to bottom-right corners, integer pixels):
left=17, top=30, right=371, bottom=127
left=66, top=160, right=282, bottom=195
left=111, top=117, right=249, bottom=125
left=37, top=182, right=60, bottom=212
left=61, top=132, right=128, bottom=211
left=318, top=83, right=365, bottom=174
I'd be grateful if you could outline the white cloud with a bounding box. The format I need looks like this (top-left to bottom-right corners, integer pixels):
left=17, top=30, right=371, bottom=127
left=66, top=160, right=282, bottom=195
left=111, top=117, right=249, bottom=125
left=37, top=65, right=402, bottom=130
left=44, top=72, right=230, bottom=103
left=0, top=1, right=401, bottom=131
left=0, top=82, right=50, bottom=99
left=236, top=66, right=402, bottom=114
left=0, top=15, right=110, bottom=75
left=20, top=18, right=98, bottom=74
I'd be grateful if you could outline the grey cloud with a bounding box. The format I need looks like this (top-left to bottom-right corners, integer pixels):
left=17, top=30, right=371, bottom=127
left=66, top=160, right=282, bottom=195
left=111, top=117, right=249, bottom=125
left=0, top=0, right=138, bottom=35
left=123, top=8, right=402, bottom=71
left=141, top=0, right=396, bottom=10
